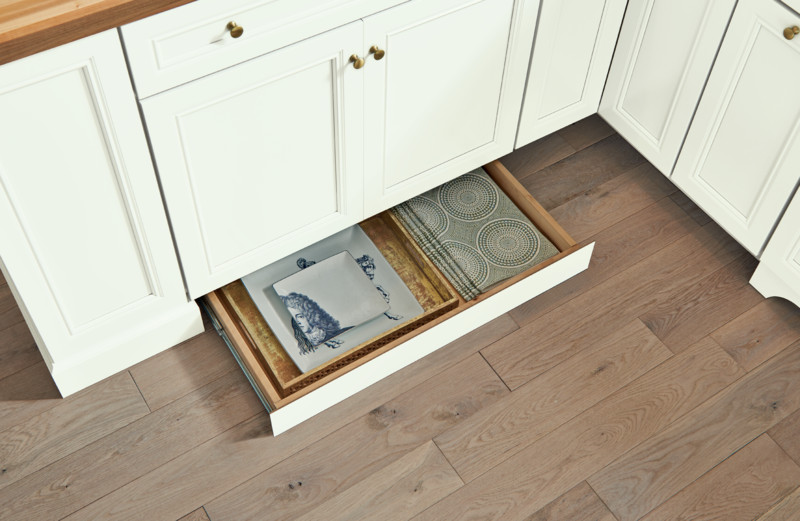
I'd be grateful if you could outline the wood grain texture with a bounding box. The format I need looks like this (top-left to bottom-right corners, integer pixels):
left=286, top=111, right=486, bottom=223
left=483, top=222, right=743, bottom=390
left=638, top=434, right=800, bottom=521
left=0, top=283, right=24, bottom=331
left=177, top=507, right=210, bottom=521
left=0, top=362, right=61, bottom=430
left=412, top=338, right=743, bottom=521
left=549, top=161, right=677, bottom=242
left=503, top=133, right=576, bottom=180
left=520, top=133, right=646, bottom=210
left=640, top=252, right=763, bottom=353
left=205, top=354, right=507, bottom=521
left=509, top=197, right=700, bottom=327
left=757, top=487, right=800, bottom=521
left=556, top=114, right=616, bottom=152
left=0, top=0, right=195, bottom=65
left=711, top=298, right=800, bottom=371
left=769, top=407, right=800, bottom=467
left=0, top=321, right=41, bottom=381
left=128, top=329, right=240, bottom=411
left=435, top=320, right=671, bottom=482
left=0, top=369, right=262, bottom=521
left=669, top=191, right=713, bottom=226
left=589, top=340, right=800, bottom=521
left=526, top=481, right=616, bottom=521
left=62, top=321, right=516, bottom=521
left=0, top=372, right=148, bottom=491
left=295, top=441, right=462, bottom=521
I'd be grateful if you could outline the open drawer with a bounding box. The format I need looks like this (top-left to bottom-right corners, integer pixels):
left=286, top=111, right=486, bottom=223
left=203, top=160, right=594, bottom=435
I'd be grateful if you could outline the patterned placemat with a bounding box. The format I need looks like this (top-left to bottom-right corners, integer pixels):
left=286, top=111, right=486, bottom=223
left=392, top=168, right=559, bottom=300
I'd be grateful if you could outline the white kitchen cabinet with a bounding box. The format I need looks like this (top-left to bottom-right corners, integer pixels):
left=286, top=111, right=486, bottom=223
left=599, top=0, right=737, bottom=175
left=515, top=0, right=627, bottom=148
left=0, top=30, right=203, bottom=396
left=751, top=188, right=800, bottom=308
left=363, top=0, right=540, bottom=214
left=672, top=0, right=800, bottom=257
left=141, top=22, right=365, bottom=298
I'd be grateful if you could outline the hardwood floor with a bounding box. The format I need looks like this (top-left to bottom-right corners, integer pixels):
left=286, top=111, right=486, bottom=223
left=1, top=116, right=799, bottom=520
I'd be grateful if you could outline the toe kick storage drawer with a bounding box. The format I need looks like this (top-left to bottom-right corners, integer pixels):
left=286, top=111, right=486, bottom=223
left=203, top=160, right=594, bottom=435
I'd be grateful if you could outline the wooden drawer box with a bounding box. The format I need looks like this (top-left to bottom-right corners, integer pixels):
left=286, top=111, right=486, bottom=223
left=203, top=161, right=594, bottom=435
left=121, top=0, right=409, bottom=98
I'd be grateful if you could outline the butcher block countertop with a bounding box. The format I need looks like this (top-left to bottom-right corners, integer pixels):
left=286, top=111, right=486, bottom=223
left=0, top=0, right=194, bottom=65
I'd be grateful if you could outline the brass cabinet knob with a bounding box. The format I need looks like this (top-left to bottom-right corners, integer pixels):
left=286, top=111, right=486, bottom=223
left=369, top=45, right=386, bottom=60
left=349, top=54, right=365, bottom=69
left=227, top=21, right=244, bottom=38
left=785, top=26, right=800, bottom=40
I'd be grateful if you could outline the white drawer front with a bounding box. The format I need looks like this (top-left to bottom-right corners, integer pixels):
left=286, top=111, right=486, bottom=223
left=122, top=0, right=407, bottom=98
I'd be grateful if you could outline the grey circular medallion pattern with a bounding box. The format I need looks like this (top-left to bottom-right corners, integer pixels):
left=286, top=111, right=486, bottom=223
left=441, top=241, right=489, bottom=286
left=438, top=173, right=499, bottom=221
left=477, top=219, right=540, bottom=267
left=406, top=196, right=449, bottom=237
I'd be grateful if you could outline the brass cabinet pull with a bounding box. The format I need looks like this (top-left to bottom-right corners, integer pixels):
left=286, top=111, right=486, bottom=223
left=785, top=26, right=800, bottom=40
left=227, top=21, right=244, bottom=38
left=369, top=45, right=386, bottom=60
left=349, top=54, right=365, bottom=69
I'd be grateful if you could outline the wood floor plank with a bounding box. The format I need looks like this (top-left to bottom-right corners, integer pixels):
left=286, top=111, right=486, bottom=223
left=435, top=320, right=671, bottom=482
left=204, top=354, right=507, bottom=521
left=519, top=133, right=646, bottom=211
left=483, top=222, right=743, bottom=390
left=0, top=283, right=24, bottom=332
left=769, top=407, right=800, bottom=466
left=0, top=361, right=61, bottom=430
left=177, top=507, right=210, bottom=521
left=639, top=252, right=763, bottom=353
left=669, top=191, right=713, bottom=226
left=501, top=133, right=576, bottom=181
left=0, top=369, right=262, bottom=521
left=294, top=441, right=463, bottom=521
left=509, top=197, right=700, bottom=327
left=128, top=329, right=240, bottom=411
left=549, top=162, right=676, bottom=243
left=0, top=321, right=40, bottom=382
left=0, top=372, right=149, bottom=491
left=527, top=481, right=616, bottom=521
left=61, top=320, right=516, bottom=521
left=757, top=487, right=800, bottom=521
left=557, top=115, right=616, bottom=152
left=411, top=338, right=743, bottom=521
left=711, top=299, right=800, bottom=371
left=588, top=339, right=800, bottom=521
left=638, top=434, right=800, bottom=521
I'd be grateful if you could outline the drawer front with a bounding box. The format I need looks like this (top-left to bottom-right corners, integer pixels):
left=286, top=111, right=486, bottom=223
left=122, top=0, right=408, bottom=98
left=205, top=160, right=594, bottom=435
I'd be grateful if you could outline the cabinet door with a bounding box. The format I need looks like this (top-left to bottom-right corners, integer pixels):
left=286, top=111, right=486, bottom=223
left=0, top=31, right=201, bottom=395
left=363, top=0, right=539, bottom=215
left=599, top=0, right=736, bottom=175
left=142, top=22, right=364, bottom=298
left=516, top=0, right=627, bottom=148
left=751, top=188, right=800, bottom=308
left=672, top=0, right=800, bottom=257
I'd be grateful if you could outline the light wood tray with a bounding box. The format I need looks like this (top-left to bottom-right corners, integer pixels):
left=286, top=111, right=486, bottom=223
left=211, top=211, right=459, bottom=398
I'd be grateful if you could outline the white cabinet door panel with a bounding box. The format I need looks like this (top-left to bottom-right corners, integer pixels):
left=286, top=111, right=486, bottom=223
left=751, top=188, right=800, bottom=308
left=363, top=0, right=539, bottom=214
left=672, top=0, right=800, bottom=257
left=143, top=23, right=364, bottom=297
left=0, top=30, right=201, bottom=395
left=516, top=0, right=627, bottom=147
left=599, top=0, right=736, bottom=175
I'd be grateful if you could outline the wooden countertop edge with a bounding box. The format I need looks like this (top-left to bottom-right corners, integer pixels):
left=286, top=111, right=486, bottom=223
left=0, top=0, right=194, bottom=66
